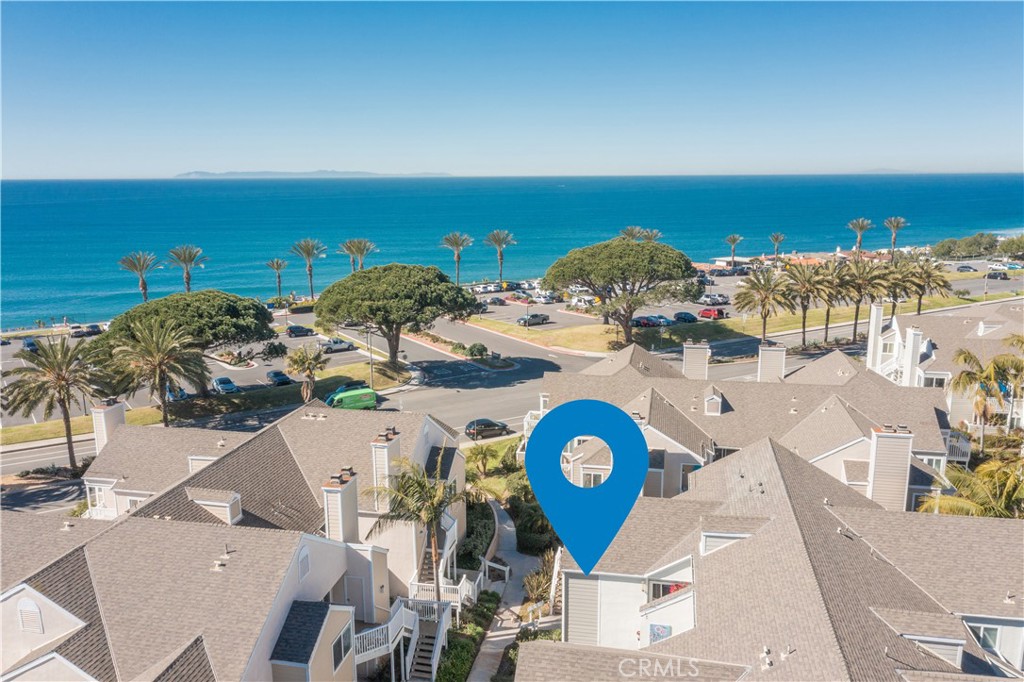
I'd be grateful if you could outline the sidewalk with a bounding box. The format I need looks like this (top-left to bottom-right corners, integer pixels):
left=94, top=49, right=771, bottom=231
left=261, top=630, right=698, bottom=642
left=467, top=500, right=541, bottom=682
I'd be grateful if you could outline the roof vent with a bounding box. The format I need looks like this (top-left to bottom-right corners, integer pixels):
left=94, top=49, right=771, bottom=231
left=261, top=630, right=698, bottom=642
left=60, top=521, right=72, bottom=531
left=317, top=413, right=327, bottom=421
left=217, top=438, right=226, bottom=448
left=789, top=407, right=798, bottom=414
left=1004, top=591, right=1016, bottom=604
left=211, top=560, right=225, bottom=572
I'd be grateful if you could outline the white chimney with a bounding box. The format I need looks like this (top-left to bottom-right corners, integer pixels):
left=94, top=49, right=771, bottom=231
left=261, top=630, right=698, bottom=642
left=682, top=340, right=711, bottom=380
left=866, top=303, right=885, bottom=371
left=91, top=399, right=126, bottom=453
left=757, top=344, right=786, bottom=383
left=370, top=429, right=401, bottom=511
left=901, top=327, right=923, bottom=387
left=867, top=425, right=914, bottom=512
left=323, top=468, right=360, bottom=544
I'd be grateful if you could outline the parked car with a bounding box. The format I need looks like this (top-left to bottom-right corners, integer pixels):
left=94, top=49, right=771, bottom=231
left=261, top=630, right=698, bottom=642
left=986, top=271, right=1009, bottom=280
left=69, top=325, right=88, bottom=338
left=696, top=275, right=716, bottom=286
left=1007, top=263, right=1022, bottom=270
left=571, top=295, right=597, bottom=307
left=0, top=338, right=10, bottom=346
left=698, top=308, right=728, bottom=320
left=989, top=263, right=1009, bottom=271
left=697, top=293, right=729, bottom=306
left=487, top=296, right=508, bottom=306
left=318, top=337, right=355, bottom=353
left=266, top=370, right=293, bottom=386
left=165, top=386, right=189, bottom=402
left=630, top=316, right=656, bottom=327
left=326, top=387, right=377, bottom=410
left=649, top=314, right=674, bottom=326
left=212, top=377, right=241, bottom=394
left=22, top=338, right=39, bottom=353
left=286, top=325, right=315, bottom=338
left=956, top=265, right=977, bottom=272
left=708, top=268, right=731, bottom=277
left=534, top=294, right=556, bottom=304
left=516, top=313, right=550, bottom=327
left=85, top=324, right=104, bottom=336
left=465, top=418, right=510, bottom=440
left=674, top=311, right=698, bottom=323
left=474, top=302, right=489, bottom=314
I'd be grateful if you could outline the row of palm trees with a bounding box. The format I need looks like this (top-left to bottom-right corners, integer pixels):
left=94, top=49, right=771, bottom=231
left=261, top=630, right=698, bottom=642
left=118, top=245, right=209, bottom=301
left=733, top=257, right=953, bottom=345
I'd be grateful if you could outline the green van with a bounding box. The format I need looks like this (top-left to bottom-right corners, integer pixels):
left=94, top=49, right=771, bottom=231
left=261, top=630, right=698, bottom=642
left=327, top=387, right=377, bottom=410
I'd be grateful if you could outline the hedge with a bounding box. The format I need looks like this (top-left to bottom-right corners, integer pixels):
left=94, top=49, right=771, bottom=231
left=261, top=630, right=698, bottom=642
left=457, top=502, right=496, bottom=570
left=435, top=590, right=502, bottom=682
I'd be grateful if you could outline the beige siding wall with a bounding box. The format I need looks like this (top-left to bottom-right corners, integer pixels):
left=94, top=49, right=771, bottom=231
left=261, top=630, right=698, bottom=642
left=868, top=433, right=913, bottom=512
left=1, top=589, right=83, bottom=672
left=5, top=655, right=93, bottom=681
left=811, top=440, right=870, bottom=481
left=643, top=470, right=664, bottom=497
left=308, top=608, right=356, bottom=682
left=358, top=515, right=419, bottom=596
left=450, top=454, right=467, bottom=542
left=271, top=662, right=308, bottom=682
left=919, top=641, right=962, bottom=667
left=565, top=576, right=599, bottom=645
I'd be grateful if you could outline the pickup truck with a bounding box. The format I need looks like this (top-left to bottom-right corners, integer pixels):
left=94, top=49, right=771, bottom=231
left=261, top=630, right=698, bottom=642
left=516, top=313, right=550, bottom=327
left=318, top=337, right=355, bottom=353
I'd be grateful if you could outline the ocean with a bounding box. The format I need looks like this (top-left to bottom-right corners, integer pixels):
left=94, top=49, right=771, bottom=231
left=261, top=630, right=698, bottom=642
left=1, top=175, right=1021, bottom=330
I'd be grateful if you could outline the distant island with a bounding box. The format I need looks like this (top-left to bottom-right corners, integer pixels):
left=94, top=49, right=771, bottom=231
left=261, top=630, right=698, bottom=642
left=175, top=170, right=451, bottom=179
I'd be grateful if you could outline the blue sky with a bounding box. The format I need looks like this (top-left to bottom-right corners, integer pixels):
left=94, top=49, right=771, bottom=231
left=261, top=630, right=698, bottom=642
left=2, top=2, right=1022, bottom=178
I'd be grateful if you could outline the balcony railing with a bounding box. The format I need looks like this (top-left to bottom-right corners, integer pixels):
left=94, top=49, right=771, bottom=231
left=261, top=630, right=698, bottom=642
left=353, top=597, right=445, bottom=666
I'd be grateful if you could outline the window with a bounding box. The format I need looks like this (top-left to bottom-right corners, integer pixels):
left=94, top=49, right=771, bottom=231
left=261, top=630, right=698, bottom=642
left=918, top=456, right=945, bottom=473
left=298, top=547, right=310, bottom=581
left=127, top=498, right=144, bottom=511
left=17, top=598, right=43, bottom=634
left=87, top=486, right=105, bottom=508
left=582, top=472, right=604, bottom=488
left=332, top=623, right=353, bottom=670
left=923, top=376, right=947, bottom=388
left=881, top=341, right=895, bottom=355
left=649, top=581, right=691, bottom=601
left=969, top=624, right=999, bottom=650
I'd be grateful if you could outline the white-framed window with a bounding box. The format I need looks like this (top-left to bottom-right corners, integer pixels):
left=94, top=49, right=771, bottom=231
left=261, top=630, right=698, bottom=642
left=918, top=456, right=945, bottom=473
left=969, top=624, right=999, bottom=650
left=298, top=547, right=310, bottom=581
left=17, top=598, right=43, bottom=634
left=923, top=375, right=947, bottom=388
left=649, top=581, right=691, bottom=601
left=127, top=498, right=145, bottom=511
left=582, top=472, right=604, bottom=488
left=881, top=341, right=895, bottom=355
left=332, top=623, right=353, bottom=670
left=87, top=486, right=105, bottom=508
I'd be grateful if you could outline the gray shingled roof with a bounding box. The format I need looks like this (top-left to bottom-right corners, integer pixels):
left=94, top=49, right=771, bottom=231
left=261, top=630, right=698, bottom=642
left=779, top=395, right=876, bottom=460
left=579, top=344, right=681, bottom=379
left=1, top=510, right=110, bottom=590
left=515, top=641, right=749, bottom=681
left=784, top=349, right=863, bottom=385
left=871, top=608, right=968, bottom=641
left=151, top=636, right=216, bottom=682
left=270, top=601, right=330, bottom=664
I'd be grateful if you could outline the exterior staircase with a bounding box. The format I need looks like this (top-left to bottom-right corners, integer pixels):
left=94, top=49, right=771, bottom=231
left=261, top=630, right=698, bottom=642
left=408, top=621, right=438, bottom=681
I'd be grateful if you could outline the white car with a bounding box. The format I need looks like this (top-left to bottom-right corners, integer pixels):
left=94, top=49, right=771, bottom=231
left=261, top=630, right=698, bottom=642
left=318, top=337, right=355, bottom=353
left=535, top=294, right=556, bottom=304
left=697, top=293, right=728, bottom=306
left=989, top=263, right=1008, bottom=271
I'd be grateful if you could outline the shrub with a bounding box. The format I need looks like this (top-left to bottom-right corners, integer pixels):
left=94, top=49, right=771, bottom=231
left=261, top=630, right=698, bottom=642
left=451, top=342, right=467, bottom=355
left=516, top=531, right=554, bottom=555
left=457, top=502, right=496, bottom=570
left=467, top=343, right=488, bottom=358
left=435, top=635, right=477, bottom=682
left=68, top=500, right=89, bottom=518
left=954, top=288, right=971, bottom=298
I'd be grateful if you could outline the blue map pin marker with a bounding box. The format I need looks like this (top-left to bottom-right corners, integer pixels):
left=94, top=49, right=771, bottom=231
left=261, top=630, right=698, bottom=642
left=525, top=399, right=648, bottom=575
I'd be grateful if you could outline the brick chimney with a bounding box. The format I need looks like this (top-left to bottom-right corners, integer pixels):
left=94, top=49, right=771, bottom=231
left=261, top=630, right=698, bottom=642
left=757, top=344, right=786, bottom=383
left=682, top=340, right=710, bottom=380
left=867, top=425, right=914, bottom=511
left=370, top=428, right=401, bottom=511
left=323, top=467, right=361, bottom=544
left=91, top=399, right=125, bottom=453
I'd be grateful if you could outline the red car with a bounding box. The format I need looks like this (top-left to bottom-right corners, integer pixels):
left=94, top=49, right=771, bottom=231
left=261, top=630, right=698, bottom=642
left=698, top=308, right=728, bottom=320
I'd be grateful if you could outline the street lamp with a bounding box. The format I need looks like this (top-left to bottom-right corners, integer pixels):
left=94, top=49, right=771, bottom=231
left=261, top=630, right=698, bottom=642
left=363, top=325, right=375, bottom=391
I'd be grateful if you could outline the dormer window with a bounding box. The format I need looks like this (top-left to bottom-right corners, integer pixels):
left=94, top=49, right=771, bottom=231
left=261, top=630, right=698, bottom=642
left=18, top=598, right=42, bottom=634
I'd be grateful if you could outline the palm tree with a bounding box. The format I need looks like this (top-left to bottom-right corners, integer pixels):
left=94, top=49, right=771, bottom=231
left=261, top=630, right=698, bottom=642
left=484, top=230, right=516, bottom=288
left=916, top=458, right=1023, bottom=518
left=769, top=233, right=786, bottom=269
left=465, top=443, right=496, bottom=478
left=441, top=232, right=474, bottom=286
left=167, top=245, right=209, bottom=293
left=367, top=456, right=473, bottom=600
left=951, top=349, right=1010, bottom=457
left=640, top=228, right=663, bottom=242
left=818, top=261, right=846, bottom=344
left=734, top=270, right=796, bottom=342
left=884, top=216, right=908, bottom=257
left=846, top=218, right=874, bottom=258
left=881, top=260, right=915, bottom=319
left=784, top=263, right=826, bottom=347
left=285, top=344, right=328, bottom=402
left=725, top=234, right=743, bottom=268
left=619, top=226, right=645, bottom=241
left=340, top=238, right=378, bottom=272
left=118, top=252, right=160, bottom=302
left=2, top=337, right=98, bottom=469
left=844, top=259, right=887, bottom=340
left=266, top=258, right=288, bottom=301
left=115, top=320, right=211, bottom=428
left=290, top=238, right=327, bottom=300
left=908, top=259, right=952, bottom=315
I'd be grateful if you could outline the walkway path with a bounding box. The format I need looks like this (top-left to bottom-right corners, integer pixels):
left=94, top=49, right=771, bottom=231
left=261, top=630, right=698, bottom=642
left=467, top=500, right=541, bottom=682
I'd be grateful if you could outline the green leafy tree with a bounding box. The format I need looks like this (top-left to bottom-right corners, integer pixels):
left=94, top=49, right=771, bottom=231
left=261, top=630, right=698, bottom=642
left=315, top=264, right=476, bottom=363
left=114, top=320, right=211, bottom=427
left=340, top=238, right=378, bottom=272
left=167, top=245, right=209, bottom=293
left=784, top=263, right=826, bottom=347
left=2, top=337, right=99, bottom=468
left=846, top=218, right=874, bottom=257
left=908, top=259, right=952, bottom=314
left=818, top=261, right=847, bottom=344
left=285, top=344, right=329, bottom=402
left=997, top=235, right=1024, bottom=259
left=484, top=230, right=516, bottom=286
left=118, top=251, right=160, bottom=303
left=917, top=458, right=1024, bottom=518
left=543, top=239, right=697, bottom=344
left=884, top=216, right=908, bottom=256
left=724, top=234, right=743, bottom=267
left=441, top=232, right=474, bottom=286
left=769, top=232, right=786, bottom=268
left=734, top=269, right=796, bottom=342
left=266, top=258, right=288, bottom=301
left=367, top=457, right=473, bottom=601
left=290, top=238, right=327, bottom=300
left=844, top=259, right=887, bottom=340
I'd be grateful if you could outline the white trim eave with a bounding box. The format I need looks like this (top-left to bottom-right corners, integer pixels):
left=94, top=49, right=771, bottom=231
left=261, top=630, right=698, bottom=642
left=644, top=555, right=694, bottom=579
left=1, top=652, right=95, bottom=682
left=1, top=584, right=88, bottom=631
left=808, top=438, right=868, bottom=465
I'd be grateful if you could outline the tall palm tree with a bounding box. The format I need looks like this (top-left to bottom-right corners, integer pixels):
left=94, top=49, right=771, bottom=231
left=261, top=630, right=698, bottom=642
left=619, top=226, right=645, bottom=241
left=367, top=456, right=473, bottom=600
left=725, top=234, right=744, bottom=268
left=167, top=245, right=209, bottom=293
left=784, top=263, right=826, bottom=347
left=818, top=261, right=846, bottom=344
left=844, top=259, right=887, bottom=340
left=908, top=258, right=952, bottom=315
left=640, top=228, right=663, bottom=242
left=734, top=270, right=796, bottom=342
left=340, top=238, right=378, bottom=272
left=916, top=458, right=1024, bottom=518
left=769, top=233, right=786, bottom=268
left=951, top=349, right=1010, bottom=457
left=881, top=260, right=915, bottom=319
left=441, top=232, right=473, bottom=286
left=266, top=258, right=288, bottom=301
left=118, top=252, right=160, bottom=302
left=884, top=216, right=908, bottom=257
left=290, top=238, right=327, bottom=300
left=115, top=320, right=211, bottom=428
left=484, top=230, right=516, bottom=288
left=285, top=344, right=328, bottom=402
left=2, top=337, right=98, bottom=469
left=846, top=218, right=874, bottom=258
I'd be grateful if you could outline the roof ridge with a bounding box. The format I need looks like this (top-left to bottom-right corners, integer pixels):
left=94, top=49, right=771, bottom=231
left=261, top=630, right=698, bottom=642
left=81, top=544, right=123, bottom=682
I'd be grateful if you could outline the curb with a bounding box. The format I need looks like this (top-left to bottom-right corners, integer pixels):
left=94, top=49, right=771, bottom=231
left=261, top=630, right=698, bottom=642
left=463, top=321, right=608, bottom=358
left=1, top=433, right=96, bottom=454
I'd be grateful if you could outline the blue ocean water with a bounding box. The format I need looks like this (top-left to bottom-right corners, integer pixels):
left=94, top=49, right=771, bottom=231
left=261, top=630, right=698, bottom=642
left=1, top=175, right=1022, bottom=330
